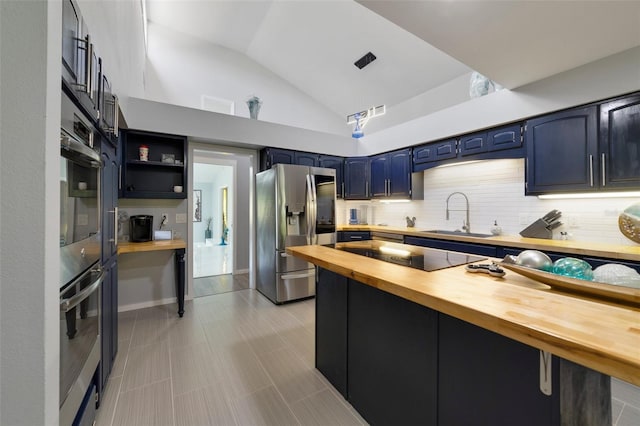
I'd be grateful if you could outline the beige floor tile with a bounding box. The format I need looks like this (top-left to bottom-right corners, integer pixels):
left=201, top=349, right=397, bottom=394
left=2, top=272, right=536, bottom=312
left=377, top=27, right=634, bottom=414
left=166, top=317, right=206, bottom=348
left=230, top=385, right=299, bottom=426
left=95, top=375, right=122, bottom=426
left=218, top=341, right=273, bottom=399
left=121, top=340, right=170, bottom=392
left=278, top=325, right=315, bottom=367
left=202, top=320, right=247, bottom=355
left=237, top=318, right=287, bottom=356
left=259, top=347, right=327, bottom=404
left=135, top=304, right=170, bottom=321
left=129, top=317, right=170, bottom=349
left=110, top=348, right=127, bottom=378
left=290, top=388, right=363, bottom=426
left=170, top=342, right=220, bottom=396
left=174, top=385, right=237, bottom=426
left=112, top=379, right=174, bottom=426
left=118, top=315, right=136, bottom=343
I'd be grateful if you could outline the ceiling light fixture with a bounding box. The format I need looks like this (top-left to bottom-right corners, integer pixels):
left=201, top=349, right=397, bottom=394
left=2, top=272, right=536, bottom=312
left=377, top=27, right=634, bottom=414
left=347, top=105, right=386, bottom=139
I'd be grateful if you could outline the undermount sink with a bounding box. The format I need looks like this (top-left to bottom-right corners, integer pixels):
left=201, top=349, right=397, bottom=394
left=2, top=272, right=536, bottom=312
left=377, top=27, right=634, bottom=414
left=420, top=230, right=494, bottom=238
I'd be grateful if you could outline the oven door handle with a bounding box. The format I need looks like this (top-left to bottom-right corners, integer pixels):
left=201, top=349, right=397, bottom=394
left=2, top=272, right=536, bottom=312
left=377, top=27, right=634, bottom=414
left=60, top=269, right=104, bottom=313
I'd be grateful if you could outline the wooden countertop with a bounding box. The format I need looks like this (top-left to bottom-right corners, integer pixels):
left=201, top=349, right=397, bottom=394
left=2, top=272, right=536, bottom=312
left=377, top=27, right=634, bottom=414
left=287, top=244, right=640, bottom=386
left=339, top=225, right=640, bottom=262
left=117, top=239, right=186, bottom=254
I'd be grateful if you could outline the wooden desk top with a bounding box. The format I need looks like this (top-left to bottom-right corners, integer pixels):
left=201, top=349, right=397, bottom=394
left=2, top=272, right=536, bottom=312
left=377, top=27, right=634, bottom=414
left=117, top=239, right=186, bottom=254
left=287, top=244, right=640, bottom=386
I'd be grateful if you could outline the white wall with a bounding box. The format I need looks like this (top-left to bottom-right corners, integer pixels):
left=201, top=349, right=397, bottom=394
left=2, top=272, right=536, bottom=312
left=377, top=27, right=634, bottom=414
left=358, top=46, right=640, bottom=156
left=145, top=22, right=347, bottom=137
left=78, top=0, right=146, bottom=114
left=339, top=159, right=640, bottom=246
left=124, top=96, right=357, bottom=157
left=0, top=1, right=61, bottom=424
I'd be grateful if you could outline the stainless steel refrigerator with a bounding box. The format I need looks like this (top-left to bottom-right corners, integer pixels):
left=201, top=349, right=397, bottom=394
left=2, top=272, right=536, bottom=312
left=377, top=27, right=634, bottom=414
left=256, top=163, right=336, bottom=304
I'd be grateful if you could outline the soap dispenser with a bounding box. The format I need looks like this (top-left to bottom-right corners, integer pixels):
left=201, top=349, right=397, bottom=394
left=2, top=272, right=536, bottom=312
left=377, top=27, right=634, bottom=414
left=491, top=220, right=502, bottom=236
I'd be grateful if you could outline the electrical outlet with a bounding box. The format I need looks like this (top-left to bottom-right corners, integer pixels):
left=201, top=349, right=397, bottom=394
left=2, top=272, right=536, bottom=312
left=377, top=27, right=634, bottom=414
left=161, top=213, right=168, bottom=224
left=519, top=213, right=530, bottom=225
left=175, top=213, right=187, bottom=224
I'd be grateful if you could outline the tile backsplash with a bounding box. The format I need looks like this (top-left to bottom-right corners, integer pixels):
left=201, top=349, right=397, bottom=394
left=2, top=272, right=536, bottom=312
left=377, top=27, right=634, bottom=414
left=338, top=158, right=639, bottom=246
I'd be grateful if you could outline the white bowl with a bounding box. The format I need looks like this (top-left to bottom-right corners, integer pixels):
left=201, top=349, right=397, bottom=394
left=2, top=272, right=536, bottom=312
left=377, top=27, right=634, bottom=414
left=173, top=186, right=183, bottom=193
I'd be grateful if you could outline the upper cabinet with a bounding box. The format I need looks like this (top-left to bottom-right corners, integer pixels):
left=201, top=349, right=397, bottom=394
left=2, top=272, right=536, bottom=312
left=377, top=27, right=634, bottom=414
left=413, top=123, right=524, bottom=172
left=344, top=157, right=371, bottom=199
left=318, top=155, right=344, bottom=199
left=599, top=93, right=640, bottom=190
left=294, top=151, right=319, bottom=167
left=120, top=129, right=187, bottom=199
left=260, top=148, right=295, bottom=170
left=525, top=106, right=598, bottom=194
left=525, top=92, right=640, bottom=195
left=370, top=149, right=420, bottom=199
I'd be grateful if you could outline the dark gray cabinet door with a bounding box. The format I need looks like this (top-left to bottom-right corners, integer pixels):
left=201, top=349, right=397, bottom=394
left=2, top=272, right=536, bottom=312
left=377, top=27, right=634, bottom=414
left=413, top=138, right=457, bottom=165
left=294, top=151, right=318, bottom=167
left=369, top=153, right=388, bottom=198
left=438, top=314, right=560, bottom=426
left=318, top=155, right=344, bottom=198
left=600, top=93, right=640, bottom=189
left=388, top=148, right=412, bottom=197
left=316, top=268, right=348, bottom=398
left=348, top=280, right=438, bottom=425
left=344, top=157, right=370, bottom=199
left=525, top=106, right=598, bottom=194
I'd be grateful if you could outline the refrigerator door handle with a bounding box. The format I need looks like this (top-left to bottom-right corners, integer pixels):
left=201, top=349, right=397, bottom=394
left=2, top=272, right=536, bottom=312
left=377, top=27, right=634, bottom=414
left=305, top=174, right=314, bottom=244
left=281, top=271, right=315, bottom=280
left=306, top=174, right=318, bottom=244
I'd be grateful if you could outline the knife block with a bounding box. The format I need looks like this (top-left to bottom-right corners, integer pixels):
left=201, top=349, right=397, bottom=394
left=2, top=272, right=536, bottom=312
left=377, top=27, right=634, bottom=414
left=519, top=219, right=553, bottom=239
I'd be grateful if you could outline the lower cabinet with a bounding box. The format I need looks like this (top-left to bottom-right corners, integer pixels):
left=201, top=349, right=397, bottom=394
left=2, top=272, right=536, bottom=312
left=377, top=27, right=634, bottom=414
left=438, top=314, right=560, bottom=426
left=404, top=235, right=497, bottom=257
left=100, top=255, right=118, bottom=392
left=315, top=268, right=348, bottom=398
left=337, top=231, right=371, bottom=242
left=348, top=279, right=438, bottom=425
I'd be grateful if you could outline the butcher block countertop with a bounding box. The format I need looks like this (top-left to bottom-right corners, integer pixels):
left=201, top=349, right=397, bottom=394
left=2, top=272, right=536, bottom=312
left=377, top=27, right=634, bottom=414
left=339, top=225, right=640, bottom=262
left=287, top=243, right=640, bottom=386
left=117, top=239, right=186, bottom=254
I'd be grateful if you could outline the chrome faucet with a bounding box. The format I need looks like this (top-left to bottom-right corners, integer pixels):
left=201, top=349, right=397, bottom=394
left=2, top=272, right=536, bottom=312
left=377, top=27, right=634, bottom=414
left=446, top=192, right=470, bottom=233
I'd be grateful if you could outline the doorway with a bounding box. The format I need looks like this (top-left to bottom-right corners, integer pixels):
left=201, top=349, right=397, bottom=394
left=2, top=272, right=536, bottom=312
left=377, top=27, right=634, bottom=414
left=189, top=145, right=256, bottom=298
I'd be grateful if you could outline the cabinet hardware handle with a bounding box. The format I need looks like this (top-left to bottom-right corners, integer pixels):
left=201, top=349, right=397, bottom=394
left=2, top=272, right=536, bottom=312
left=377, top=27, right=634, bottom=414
left=365, top=181, right=369, bottom=197
left=350, top=236, right=363, bottom=240
left=341, top=182, right=345, bottom=198
left=589, top=155, right=594, bottom=187
left=87, top=40, right=94, bottom=96
left=601, top=153, right=606, bottom=187
left=118, top=165, right=122, bottom=190
left=107, top=206, right=118, bottom=247
left=539, top=350, right=552, bottom=396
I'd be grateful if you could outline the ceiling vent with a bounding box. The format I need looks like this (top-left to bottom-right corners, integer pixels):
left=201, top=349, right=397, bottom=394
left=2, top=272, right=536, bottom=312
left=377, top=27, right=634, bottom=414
left=354, top=52, right=377, bottom=69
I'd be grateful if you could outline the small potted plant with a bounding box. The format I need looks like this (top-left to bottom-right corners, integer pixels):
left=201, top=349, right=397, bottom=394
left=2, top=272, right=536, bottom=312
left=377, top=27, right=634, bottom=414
left=205, top=217, right=213, bottom=239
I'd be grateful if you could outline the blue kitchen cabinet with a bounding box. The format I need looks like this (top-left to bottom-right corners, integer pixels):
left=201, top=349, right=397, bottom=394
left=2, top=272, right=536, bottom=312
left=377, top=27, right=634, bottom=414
left=413, top=138, right=457, bottom=167
left=599, top=93, right=640, bottom=190
left=344, top=157, right=370, bottom=199
left=337, top=231, right=371, bottom=242
left=120, top=130, right=188, bottom=199
left=99, top=137, right=119, bottom=393
left=294, top=151, right=319, bottom=167
left=260, top=148, right=295, bottom=170
left=318, top=155, right=344, bottom=198
left=348, top=279, right=438, bottom=425
left=316, top=268, right=348, bottom=398
left=370, top=148, right=413, bottom=199
left=525, top=106, right=598, bottom=194
left=438, top=314, right=560, bottom=426
left=404, top=236, right=497, bottom=257
left=460, top=124, right=523, bottom=157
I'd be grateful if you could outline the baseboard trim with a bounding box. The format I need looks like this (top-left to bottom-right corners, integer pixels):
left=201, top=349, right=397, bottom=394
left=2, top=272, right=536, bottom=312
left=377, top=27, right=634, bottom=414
left=234, top=268, right=249, bottom=275
left=118, top=296, right=194, bottom=313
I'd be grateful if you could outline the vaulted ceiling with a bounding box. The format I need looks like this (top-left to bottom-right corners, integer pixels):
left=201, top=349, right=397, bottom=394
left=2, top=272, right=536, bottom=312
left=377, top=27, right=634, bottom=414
left=146, top=0, right=640, bottom=130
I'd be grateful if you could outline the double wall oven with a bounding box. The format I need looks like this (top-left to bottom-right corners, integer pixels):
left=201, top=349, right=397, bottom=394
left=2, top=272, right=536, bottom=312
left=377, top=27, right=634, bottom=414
left=59, top=89, right=104, bottom=425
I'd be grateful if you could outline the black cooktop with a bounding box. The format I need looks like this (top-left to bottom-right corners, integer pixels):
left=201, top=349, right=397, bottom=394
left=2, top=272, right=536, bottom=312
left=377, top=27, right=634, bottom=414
left=334, top=241, right=486, bottom=272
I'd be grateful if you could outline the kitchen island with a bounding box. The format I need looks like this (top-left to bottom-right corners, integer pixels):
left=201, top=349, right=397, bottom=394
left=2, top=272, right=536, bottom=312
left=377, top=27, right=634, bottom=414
left=287, top=242, right=640, bottom=425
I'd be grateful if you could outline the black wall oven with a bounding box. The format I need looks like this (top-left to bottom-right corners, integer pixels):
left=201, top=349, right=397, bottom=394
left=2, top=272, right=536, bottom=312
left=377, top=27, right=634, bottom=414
left=59, top=90, right=104, bottom=426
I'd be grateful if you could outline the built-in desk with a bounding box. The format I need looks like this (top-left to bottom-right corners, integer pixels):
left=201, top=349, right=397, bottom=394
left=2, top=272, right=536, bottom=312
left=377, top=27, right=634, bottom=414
left=117, top=239, right=187, bottom=317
